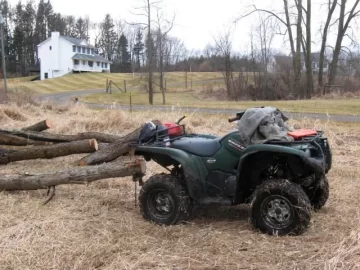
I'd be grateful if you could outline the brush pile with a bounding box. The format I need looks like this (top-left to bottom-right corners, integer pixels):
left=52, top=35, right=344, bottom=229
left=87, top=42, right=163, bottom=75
left=0, top=119, right=146, bottom=191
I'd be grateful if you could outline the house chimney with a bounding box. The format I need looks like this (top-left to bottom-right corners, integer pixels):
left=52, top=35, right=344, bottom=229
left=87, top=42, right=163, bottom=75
left=51, top=32, right=60, bottom=38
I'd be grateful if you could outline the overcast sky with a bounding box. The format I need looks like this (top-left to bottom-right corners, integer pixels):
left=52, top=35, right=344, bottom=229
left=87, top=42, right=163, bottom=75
left=7, top=0, right=360, bottom=54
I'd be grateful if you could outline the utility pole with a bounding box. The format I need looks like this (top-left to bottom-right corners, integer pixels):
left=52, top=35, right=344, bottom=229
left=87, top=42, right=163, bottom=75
left=0, top=14, right=8, bottom=102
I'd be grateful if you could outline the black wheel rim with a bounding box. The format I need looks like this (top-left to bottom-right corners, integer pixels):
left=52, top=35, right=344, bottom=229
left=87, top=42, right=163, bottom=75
left=260, top=195, right=294, bottom=230
left=147, top=189, right=175, bottom=220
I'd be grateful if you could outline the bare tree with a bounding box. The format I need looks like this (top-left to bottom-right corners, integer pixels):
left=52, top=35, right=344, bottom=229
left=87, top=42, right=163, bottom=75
left=214, top=30, right=236, bottom=99
left=128, top=0, right=163, bottom=105
left=154, top=9, right=175, bottom=105
left=236, top=1, right=304, bottom=98
left=318, top=0, right=337, bottom=89
left=328, top=0, right=360, bottom=86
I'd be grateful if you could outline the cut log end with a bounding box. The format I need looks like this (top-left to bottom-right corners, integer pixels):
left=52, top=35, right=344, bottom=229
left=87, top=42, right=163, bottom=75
left=89, top=139, right=98, bottom=151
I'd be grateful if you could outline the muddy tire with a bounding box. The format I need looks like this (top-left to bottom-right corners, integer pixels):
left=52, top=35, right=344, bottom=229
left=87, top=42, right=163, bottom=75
left=311, top=176, right=329, bottom=210
left=250, top=179, right=311, bottom=236
left=139, top=174, right=191, bottom=225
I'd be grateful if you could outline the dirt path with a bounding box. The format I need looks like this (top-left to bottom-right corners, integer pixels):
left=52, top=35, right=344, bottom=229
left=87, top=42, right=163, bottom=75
left=37, top=86, right=360, bottom=123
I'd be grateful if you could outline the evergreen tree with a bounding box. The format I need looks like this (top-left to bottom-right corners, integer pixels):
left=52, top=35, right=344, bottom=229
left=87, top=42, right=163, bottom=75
left=118, top=34, right=131, bottom=72
left=133, top=28, right=144, bottom=71
left=98, top=14, right=117, bottom=61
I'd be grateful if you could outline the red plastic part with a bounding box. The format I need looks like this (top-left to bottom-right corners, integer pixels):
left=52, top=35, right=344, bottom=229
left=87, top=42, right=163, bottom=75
left=163, top=122, right=183, bottom=136
left=288, top=129, right=318, bottom=139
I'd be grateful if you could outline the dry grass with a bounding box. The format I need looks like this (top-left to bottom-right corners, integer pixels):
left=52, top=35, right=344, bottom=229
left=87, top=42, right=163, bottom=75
left=0, top=101, right=359, bottom=270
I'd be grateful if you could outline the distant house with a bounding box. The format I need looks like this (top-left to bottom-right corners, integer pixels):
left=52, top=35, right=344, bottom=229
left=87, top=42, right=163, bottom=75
left=271, top=52, right=330, bottom=74
left=37, top=32, right=112, bottom=80
left=301, top=52, right=330, bottom=74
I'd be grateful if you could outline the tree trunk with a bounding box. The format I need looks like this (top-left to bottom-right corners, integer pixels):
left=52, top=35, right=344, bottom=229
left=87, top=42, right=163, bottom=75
left=78, top=127, right=142, bottom=166
left=76, top=132, right=123, bottom=143
left=0, top=157, right=146, bottom=191
left=147, top=0, right=154, bottom=105
left=0, top=130, right=121, bottom=144
left=22, top=120, right=52, bottom=132
left=305, top=0, right=313, bottom=98
left=0, top=132, right=52, bottom=146
left=0, top=139, right=98, bottom=165
left=318, top=0, right=337, bottom=90
left=328, top=0, right=360, bottom=86
left=295, top=0, right=303, bottom=98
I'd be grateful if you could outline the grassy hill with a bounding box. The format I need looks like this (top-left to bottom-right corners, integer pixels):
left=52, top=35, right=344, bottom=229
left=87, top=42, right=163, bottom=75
left=6, top=71, right=360, bottom=115
left=8, top=72, right=224, bottom=93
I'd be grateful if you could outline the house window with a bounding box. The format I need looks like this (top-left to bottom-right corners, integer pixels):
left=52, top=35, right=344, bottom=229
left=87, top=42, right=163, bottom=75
left=101, top=62, right=104, bottom=68
left=82, top=60, right=86, bottom=65
left=82, top=47, right=86, bottom=53
left=74, top=59, right=79, bottom=65
left=73, top=45, right=76, bottom=52
left=44, top=72, right=48, bottom=79
left=49, top=46, right=52, bottom=50
left=88, top=61, right=93, bottom=67
left=87, top=48, right=90, bottom=54
left=91, top=49, right=94, bottom=54
left=104, top=63, right=108, bottom=68
left=97, top=62, right=100, bottom=67
left=77, top=46, right=81, bottom=53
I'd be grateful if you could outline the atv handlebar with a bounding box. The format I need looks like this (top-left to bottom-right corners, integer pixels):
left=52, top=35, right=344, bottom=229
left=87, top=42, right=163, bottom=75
left=228, top=116, right=240, bottom=123
left=228, top=111, right=246, bottom=123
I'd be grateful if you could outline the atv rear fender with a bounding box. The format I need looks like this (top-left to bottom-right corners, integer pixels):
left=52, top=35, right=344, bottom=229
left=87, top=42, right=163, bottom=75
left=135, top=146, right=208, bottom=200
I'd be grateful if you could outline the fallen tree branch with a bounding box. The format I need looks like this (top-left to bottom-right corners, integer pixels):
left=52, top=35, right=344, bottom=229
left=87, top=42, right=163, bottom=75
left=0, top=129, right=124, bottom=144
left=78, top=127, right=143, bottom=166
left=0, top=157, right=146, bottom=190
left=22, top=120, right=52, bottom=132
left=76, top=132, right=123, bottom=143
left=0, top=132, right=52, bottom=146
left=0, top=139, right=98, bottom=165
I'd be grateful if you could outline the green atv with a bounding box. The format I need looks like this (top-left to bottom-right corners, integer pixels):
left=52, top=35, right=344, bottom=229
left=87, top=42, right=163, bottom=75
left=134, top=109, right=332, bottom=236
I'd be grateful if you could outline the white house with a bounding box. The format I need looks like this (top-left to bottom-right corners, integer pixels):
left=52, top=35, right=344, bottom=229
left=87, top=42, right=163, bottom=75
left=37, top=32, right=112, bottom=80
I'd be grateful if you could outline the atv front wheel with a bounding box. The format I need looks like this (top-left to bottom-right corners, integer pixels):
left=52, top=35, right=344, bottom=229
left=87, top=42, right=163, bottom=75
left=310, top=176, right=329, bottom=210
left=250, top=179, right=311, bottom=236
left=139, top=174, right=191, bottom=225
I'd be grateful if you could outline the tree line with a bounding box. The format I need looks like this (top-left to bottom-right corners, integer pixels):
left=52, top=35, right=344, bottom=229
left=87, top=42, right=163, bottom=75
left=1, top=0, right=360, bottom=103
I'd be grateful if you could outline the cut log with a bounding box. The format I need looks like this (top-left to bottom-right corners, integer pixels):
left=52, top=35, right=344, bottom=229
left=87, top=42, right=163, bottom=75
left=22, top=120, right=52, bottom=132
left=0, top=129, right=123, bottom=143
left=0, top=132, right=52, bottom=146
left=76, top=132, right=122, bottom=143
left=0, top=139, right=98, bottom=165
left=0, top=157, right=146, bottom=190
left=78, top=127, right=142, bottom=166
left=0, top=129, right=85, bottom=143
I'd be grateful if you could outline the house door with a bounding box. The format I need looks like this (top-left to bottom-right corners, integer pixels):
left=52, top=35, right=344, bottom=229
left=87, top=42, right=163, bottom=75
left=44, top=72, right=48, bottom=79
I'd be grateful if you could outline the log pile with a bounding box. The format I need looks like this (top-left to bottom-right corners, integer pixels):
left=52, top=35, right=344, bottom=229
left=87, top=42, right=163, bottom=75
left=0, top=120, right=146, bottom=196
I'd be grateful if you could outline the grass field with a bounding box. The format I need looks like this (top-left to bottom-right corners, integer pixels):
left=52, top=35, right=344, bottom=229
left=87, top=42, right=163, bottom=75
left=0, top=99, right=359, bottom=269
left=84, top=91, right=360, bottom=115
left=7, top=72, right=224, bottom=93
left=6, top=72, right=360, bottom=115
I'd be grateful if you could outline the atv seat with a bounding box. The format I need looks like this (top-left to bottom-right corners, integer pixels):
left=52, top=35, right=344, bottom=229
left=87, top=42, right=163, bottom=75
left=171, top=137, right=221, bottom=157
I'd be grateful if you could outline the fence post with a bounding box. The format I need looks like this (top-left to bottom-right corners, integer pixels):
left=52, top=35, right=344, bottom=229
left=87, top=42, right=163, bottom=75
left=106, top=78, right=108, bottom=93
left=130, top=92, right=132, bottom=114
left=124, top=80, right=127, bottom=93
left=109, top=80, right=112, bottom=94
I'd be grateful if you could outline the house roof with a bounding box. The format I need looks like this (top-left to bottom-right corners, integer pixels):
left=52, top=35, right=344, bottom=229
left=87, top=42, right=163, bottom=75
left=72, top=53, right=112, bottom=64
left=61, top=36, right=95, bottom=48
left=300, top=52, right=329, bottom=63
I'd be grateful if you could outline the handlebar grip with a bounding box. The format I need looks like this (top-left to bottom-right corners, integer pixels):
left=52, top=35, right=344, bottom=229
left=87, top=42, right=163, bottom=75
left=228, top=116, right=239, bottom=123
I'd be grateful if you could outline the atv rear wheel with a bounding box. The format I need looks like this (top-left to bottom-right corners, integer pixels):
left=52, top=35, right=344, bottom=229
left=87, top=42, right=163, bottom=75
left=310, top=176, right=329, bottom=210
left=139, top=174, right=191, bottom=225
left=250, top=179, right=311, bottom=236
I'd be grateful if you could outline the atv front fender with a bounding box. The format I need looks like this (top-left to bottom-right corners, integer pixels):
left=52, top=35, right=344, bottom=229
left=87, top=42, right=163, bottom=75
left=239, top=144, right=325, bottom=174
left=235, top=144, right=325, bottom=203
left=135, top=146, right=208, bottom=200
